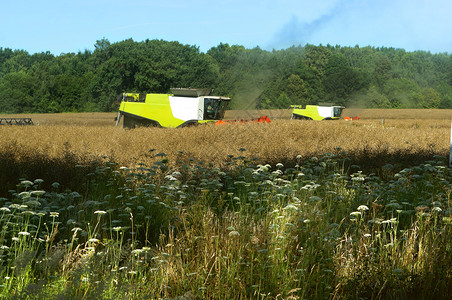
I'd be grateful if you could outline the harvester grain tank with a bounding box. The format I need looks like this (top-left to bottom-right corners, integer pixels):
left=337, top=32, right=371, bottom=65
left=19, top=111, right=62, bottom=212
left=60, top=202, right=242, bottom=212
left=116, top=88, right=231, bottom=128
left=290, top=104, right=344, bottom=121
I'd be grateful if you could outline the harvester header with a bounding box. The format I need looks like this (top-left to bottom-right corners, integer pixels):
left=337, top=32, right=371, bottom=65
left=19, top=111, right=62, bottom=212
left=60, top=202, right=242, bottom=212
left=0, top=118, right=33, bottom=125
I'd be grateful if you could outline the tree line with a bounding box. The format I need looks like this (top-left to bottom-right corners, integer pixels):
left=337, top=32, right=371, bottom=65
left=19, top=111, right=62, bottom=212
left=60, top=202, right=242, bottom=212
left=1, top=38, right=451, bottom=113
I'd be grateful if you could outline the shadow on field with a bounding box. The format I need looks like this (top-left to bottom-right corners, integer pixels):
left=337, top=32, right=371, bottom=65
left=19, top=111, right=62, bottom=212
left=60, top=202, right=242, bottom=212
left=0, top=142, right=98, bottom=197
left=260, top=146, right=447, bottom=178
left=350, top=148, right=446, bottom=176
left=0, top=140, right=446, bottom=197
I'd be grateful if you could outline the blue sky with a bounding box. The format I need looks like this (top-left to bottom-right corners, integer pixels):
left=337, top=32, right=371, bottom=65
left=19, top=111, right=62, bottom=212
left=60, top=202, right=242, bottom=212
left=1, top=0, right=451, bottom=55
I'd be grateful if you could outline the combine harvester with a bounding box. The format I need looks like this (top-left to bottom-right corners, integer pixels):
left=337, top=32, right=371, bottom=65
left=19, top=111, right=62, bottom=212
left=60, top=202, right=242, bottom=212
left=116, top=88, right=270, bottom=128
left=290, top=104, right=344, bottom=121
left=0, top=117, right=33, bottom=125
left=116, top=88, right=231, bottom=128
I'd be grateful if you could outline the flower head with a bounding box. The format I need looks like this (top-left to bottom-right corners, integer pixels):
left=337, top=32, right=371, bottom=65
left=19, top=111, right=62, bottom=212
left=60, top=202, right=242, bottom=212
left=357, top=205, right=369, bottom=212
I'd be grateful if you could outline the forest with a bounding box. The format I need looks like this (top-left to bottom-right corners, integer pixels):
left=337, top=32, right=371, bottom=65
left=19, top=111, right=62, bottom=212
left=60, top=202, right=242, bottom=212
left=0, top=38, right=451, bottom=113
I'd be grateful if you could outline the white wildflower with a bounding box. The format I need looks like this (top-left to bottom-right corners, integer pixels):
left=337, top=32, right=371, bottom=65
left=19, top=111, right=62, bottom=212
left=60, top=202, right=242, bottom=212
left=132, top=249, right=144, bottom=255
left=30, top=190, right=46, bottom=197
left=70, top=192, right=81, bottom=198
left=228, top=231, right=240, bottom=237
left=357, top=205, right=369, bottom=212
left=432, top=207, right=442, bottom=212
left=283, top=204, right=298, bottom=211
left=18, top=192, right=31, bottom=199
left=20, top=180, right=33, bottom=187
left=171, top=171, right=182, bottom=177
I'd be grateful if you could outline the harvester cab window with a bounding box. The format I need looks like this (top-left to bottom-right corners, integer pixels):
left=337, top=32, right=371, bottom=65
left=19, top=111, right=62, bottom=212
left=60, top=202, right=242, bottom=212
left=333, top=107, right=343, bottom=118
left=204, top=98, right=228, bottom=120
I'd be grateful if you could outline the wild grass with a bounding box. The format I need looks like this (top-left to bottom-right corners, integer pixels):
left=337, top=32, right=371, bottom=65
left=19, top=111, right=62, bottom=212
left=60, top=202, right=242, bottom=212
left=0, top=110, right=451, bottom=299
left=1, top=152, right=451, bottom=299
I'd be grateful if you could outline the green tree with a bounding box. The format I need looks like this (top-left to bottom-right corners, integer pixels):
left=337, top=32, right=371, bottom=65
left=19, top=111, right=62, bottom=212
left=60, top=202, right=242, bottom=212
left=323, top=53, right=370, bottom=104
left=274, top=92, right=291, bottom=108
left=365, top=85, right=391, bottom=108
left=414, top=88, right=441, bottom=108
left=302, top=45, right=332, bottom=79
left=286, top=74, right=308, bottom=105
left=0, top=41, right=451, bottom=112
left=382, top=78, right=420, bottom=108
left=0, top=71, right=35, bottom=113
left=373, top=55, right=392, bottom=88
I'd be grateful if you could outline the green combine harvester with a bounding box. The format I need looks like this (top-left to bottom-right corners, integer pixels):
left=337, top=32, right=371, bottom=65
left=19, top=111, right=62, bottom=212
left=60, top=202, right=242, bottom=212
left=290, top=104, right=344, bottom=121
left=116, top=88, right=231, bottom=128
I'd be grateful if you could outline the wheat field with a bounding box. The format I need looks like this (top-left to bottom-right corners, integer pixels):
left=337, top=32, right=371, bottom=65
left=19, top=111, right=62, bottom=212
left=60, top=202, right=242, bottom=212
left=1, top=109, right=449, bottom=196
left=1, top=109, right=450, bottom=168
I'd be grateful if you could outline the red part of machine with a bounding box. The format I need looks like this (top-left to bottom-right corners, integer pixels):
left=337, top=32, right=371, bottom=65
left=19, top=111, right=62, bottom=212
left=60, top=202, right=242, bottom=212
left=344, top=116, right=360, bottom=121
left=215, top=116, right=271, bottom=125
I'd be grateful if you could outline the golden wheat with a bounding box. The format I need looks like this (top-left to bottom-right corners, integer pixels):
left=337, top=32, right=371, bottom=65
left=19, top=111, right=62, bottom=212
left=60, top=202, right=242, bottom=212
left=1, top=112, right=449, bottom=168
